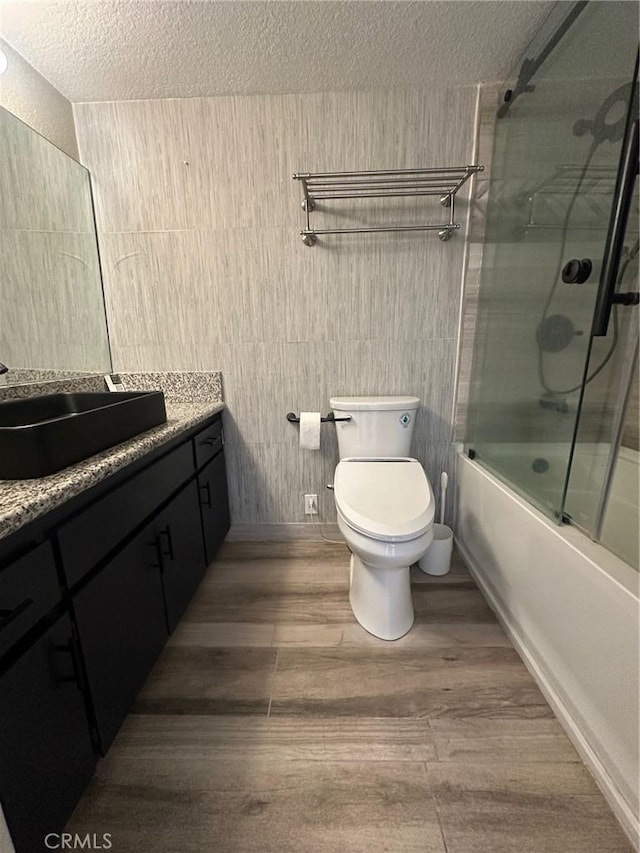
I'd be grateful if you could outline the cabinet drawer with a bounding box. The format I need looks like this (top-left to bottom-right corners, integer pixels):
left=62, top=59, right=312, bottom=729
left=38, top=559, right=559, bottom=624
left=0, top=541, right=60, bottom=660
left=193, top=418, right=223, bottom=469
left=58, top=441, right=194, bottom=587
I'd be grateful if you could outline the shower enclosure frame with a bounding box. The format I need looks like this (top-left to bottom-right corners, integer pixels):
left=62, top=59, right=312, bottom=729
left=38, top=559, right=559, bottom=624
left=464, top=0, right=639, bottom=566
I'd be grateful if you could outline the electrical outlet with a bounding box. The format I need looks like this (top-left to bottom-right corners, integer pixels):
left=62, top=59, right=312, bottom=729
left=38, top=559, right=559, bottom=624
left=304, top=494, right=318, bottom=515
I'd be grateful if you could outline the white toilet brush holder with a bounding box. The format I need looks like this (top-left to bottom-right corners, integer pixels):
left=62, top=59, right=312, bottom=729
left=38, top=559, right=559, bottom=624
left=418, top=523, right=453, bottom=576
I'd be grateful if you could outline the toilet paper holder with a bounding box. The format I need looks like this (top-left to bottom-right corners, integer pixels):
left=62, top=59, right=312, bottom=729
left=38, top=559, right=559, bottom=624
left=286, top=412, right=352, bottom=424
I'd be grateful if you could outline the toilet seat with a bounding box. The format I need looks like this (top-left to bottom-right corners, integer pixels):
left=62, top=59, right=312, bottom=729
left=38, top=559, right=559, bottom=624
left=334, top=457, right=434, bottom=543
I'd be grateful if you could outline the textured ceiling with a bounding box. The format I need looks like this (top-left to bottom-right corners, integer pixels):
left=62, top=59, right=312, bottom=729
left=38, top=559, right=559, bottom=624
left=0, top=1, right=556, bottom=103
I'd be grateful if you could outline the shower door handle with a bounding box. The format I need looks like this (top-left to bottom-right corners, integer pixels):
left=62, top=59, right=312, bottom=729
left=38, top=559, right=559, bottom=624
left=592, top=114, right=638, bottom=336
left=561, top=258, right=592, bottom=284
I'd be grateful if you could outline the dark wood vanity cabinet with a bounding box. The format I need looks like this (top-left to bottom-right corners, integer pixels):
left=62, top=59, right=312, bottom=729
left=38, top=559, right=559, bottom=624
left=0, top=412, right=229, bottom=852
left=61, top=416, right=225, bottom=753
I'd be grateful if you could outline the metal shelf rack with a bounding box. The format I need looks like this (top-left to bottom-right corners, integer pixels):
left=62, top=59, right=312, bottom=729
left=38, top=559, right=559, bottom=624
left=292, top=165, right=483, bottom=246
left=523, top=164, right=619, bottom=231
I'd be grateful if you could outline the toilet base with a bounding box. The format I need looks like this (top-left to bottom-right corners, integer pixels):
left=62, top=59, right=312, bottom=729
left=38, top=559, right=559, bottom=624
left=349, top=553, right=414, bottom=641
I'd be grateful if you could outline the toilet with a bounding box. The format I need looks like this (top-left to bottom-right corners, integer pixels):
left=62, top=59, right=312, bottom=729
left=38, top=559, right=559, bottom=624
left=330, top=396, right=435, bottom=640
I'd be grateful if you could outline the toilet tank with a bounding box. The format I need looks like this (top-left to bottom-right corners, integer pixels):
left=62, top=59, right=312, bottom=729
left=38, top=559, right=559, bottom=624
left=330, top=396, right=420, bottom=458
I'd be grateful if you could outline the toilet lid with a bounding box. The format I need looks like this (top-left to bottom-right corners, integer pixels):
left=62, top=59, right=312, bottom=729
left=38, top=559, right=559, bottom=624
left=334, top=458, right=434, bottom=542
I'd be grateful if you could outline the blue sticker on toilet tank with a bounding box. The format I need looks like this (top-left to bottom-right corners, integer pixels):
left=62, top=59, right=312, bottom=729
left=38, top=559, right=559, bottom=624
left=399, top=412, right=411, bottom=427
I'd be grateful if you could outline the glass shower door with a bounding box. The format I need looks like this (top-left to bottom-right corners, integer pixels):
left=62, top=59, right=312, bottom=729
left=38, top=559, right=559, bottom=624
left=565, top=154, right=639, bottom=567
left=466, top=1, right=639, bottom=527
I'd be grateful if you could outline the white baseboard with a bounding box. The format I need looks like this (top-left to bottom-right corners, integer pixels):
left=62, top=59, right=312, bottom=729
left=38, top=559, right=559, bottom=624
left=455, top=535, right=640, bottom=850
left=226, top=522, right=343, bottom=542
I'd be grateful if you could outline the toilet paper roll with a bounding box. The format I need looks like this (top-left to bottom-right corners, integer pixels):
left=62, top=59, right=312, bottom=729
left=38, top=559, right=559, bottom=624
left=299, top=412, right=321, bottom=450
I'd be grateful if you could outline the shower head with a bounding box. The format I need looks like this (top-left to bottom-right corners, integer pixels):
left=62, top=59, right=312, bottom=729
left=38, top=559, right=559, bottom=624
left=535, top=314, right=582, bottom=353
left=573, top=82, right=635, bottom=144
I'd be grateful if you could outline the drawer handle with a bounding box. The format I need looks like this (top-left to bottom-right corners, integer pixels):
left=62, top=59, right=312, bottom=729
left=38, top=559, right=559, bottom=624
left=159, top=526, right=175, bottom=561
left=200, top=481, right=212, bottom=509
left=0, top=597, right=34, bottom=632
left=200, top=436, right=220, bottom=448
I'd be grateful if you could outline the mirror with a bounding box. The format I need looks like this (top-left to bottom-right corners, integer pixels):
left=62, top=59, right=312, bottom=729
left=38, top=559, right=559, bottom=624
left=0, top=105, right=111, bottom=385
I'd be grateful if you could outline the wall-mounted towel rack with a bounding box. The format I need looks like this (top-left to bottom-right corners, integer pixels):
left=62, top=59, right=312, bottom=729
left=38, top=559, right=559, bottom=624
left=292, top=165, right=483, bottom=246
left=286, top=412, right=351, bottom=423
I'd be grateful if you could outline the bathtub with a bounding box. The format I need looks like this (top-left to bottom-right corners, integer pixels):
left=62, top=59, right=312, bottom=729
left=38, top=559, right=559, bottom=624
left=455, top=450, right=639, bottom=847
left=467, top=442, right=639, bottom=570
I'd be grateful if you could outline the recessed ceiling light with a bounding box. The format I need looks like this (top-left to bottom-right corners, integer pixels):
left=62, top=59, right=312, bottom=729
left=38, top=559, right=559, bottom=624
left=0, top=49, right=7, bottom=75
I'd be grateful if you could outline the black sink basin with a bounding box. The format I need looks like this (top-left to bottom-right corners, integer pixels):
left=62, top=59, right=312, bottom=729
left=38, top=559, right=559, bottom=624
left=0, top=391, right=167, bottom=479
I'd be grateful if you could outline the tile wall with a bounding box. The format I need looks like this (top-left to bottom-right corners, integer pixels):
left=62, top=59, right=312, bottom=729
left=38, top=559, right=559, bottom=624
left=74, top=87, right=478, bottom=524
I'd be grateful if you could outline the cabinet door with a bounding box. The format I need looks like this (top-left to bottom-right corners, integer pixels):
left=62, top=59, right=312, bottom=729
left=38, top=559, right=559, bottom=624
left=0, top=613, right=96, bottom=853
left=198, top=450, right=231, bottom=563
left=73, top=525, right=168, bottom=754
left=156, top=480, right=206, bottom=632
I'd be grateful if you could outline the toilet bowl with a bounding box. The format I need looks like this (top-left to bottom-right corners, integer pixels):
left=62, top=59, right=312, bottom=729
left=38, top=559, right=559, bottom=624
left=334, top=457, right=434, bottom=640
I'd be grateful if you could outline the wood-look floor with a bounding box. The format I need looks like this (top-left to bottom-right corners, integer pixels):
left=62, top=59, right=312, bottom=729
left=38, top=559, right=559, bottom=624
left=68, top=541, right=633, bottom=852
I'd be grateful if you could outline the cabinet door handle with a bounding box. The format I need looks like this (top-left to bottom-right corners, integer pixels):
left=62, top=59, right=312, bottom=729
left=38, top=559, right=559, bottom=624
left=200, top=437, right=218, bottom=447
left=200, top=481, right=212, bottom=509
left=159, top=525, right=175, bottom=560
left=146, top=538, right=163, bottom=570
left=54, top=637, right=88, bottom=693
left=0, top=597, right=33, bottom=633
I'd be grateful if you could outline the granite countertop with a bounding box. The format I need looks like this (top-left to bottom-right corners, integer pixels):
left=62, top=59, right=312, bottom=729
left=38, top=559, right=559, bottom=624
left=0, top=400, right=225, bottom=542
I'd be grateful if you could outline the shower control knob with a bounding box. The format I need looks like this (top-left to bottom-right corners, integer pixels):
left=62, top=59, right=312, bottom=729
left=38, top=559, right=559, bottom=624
left=561, top=258, right=592, bottom=284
